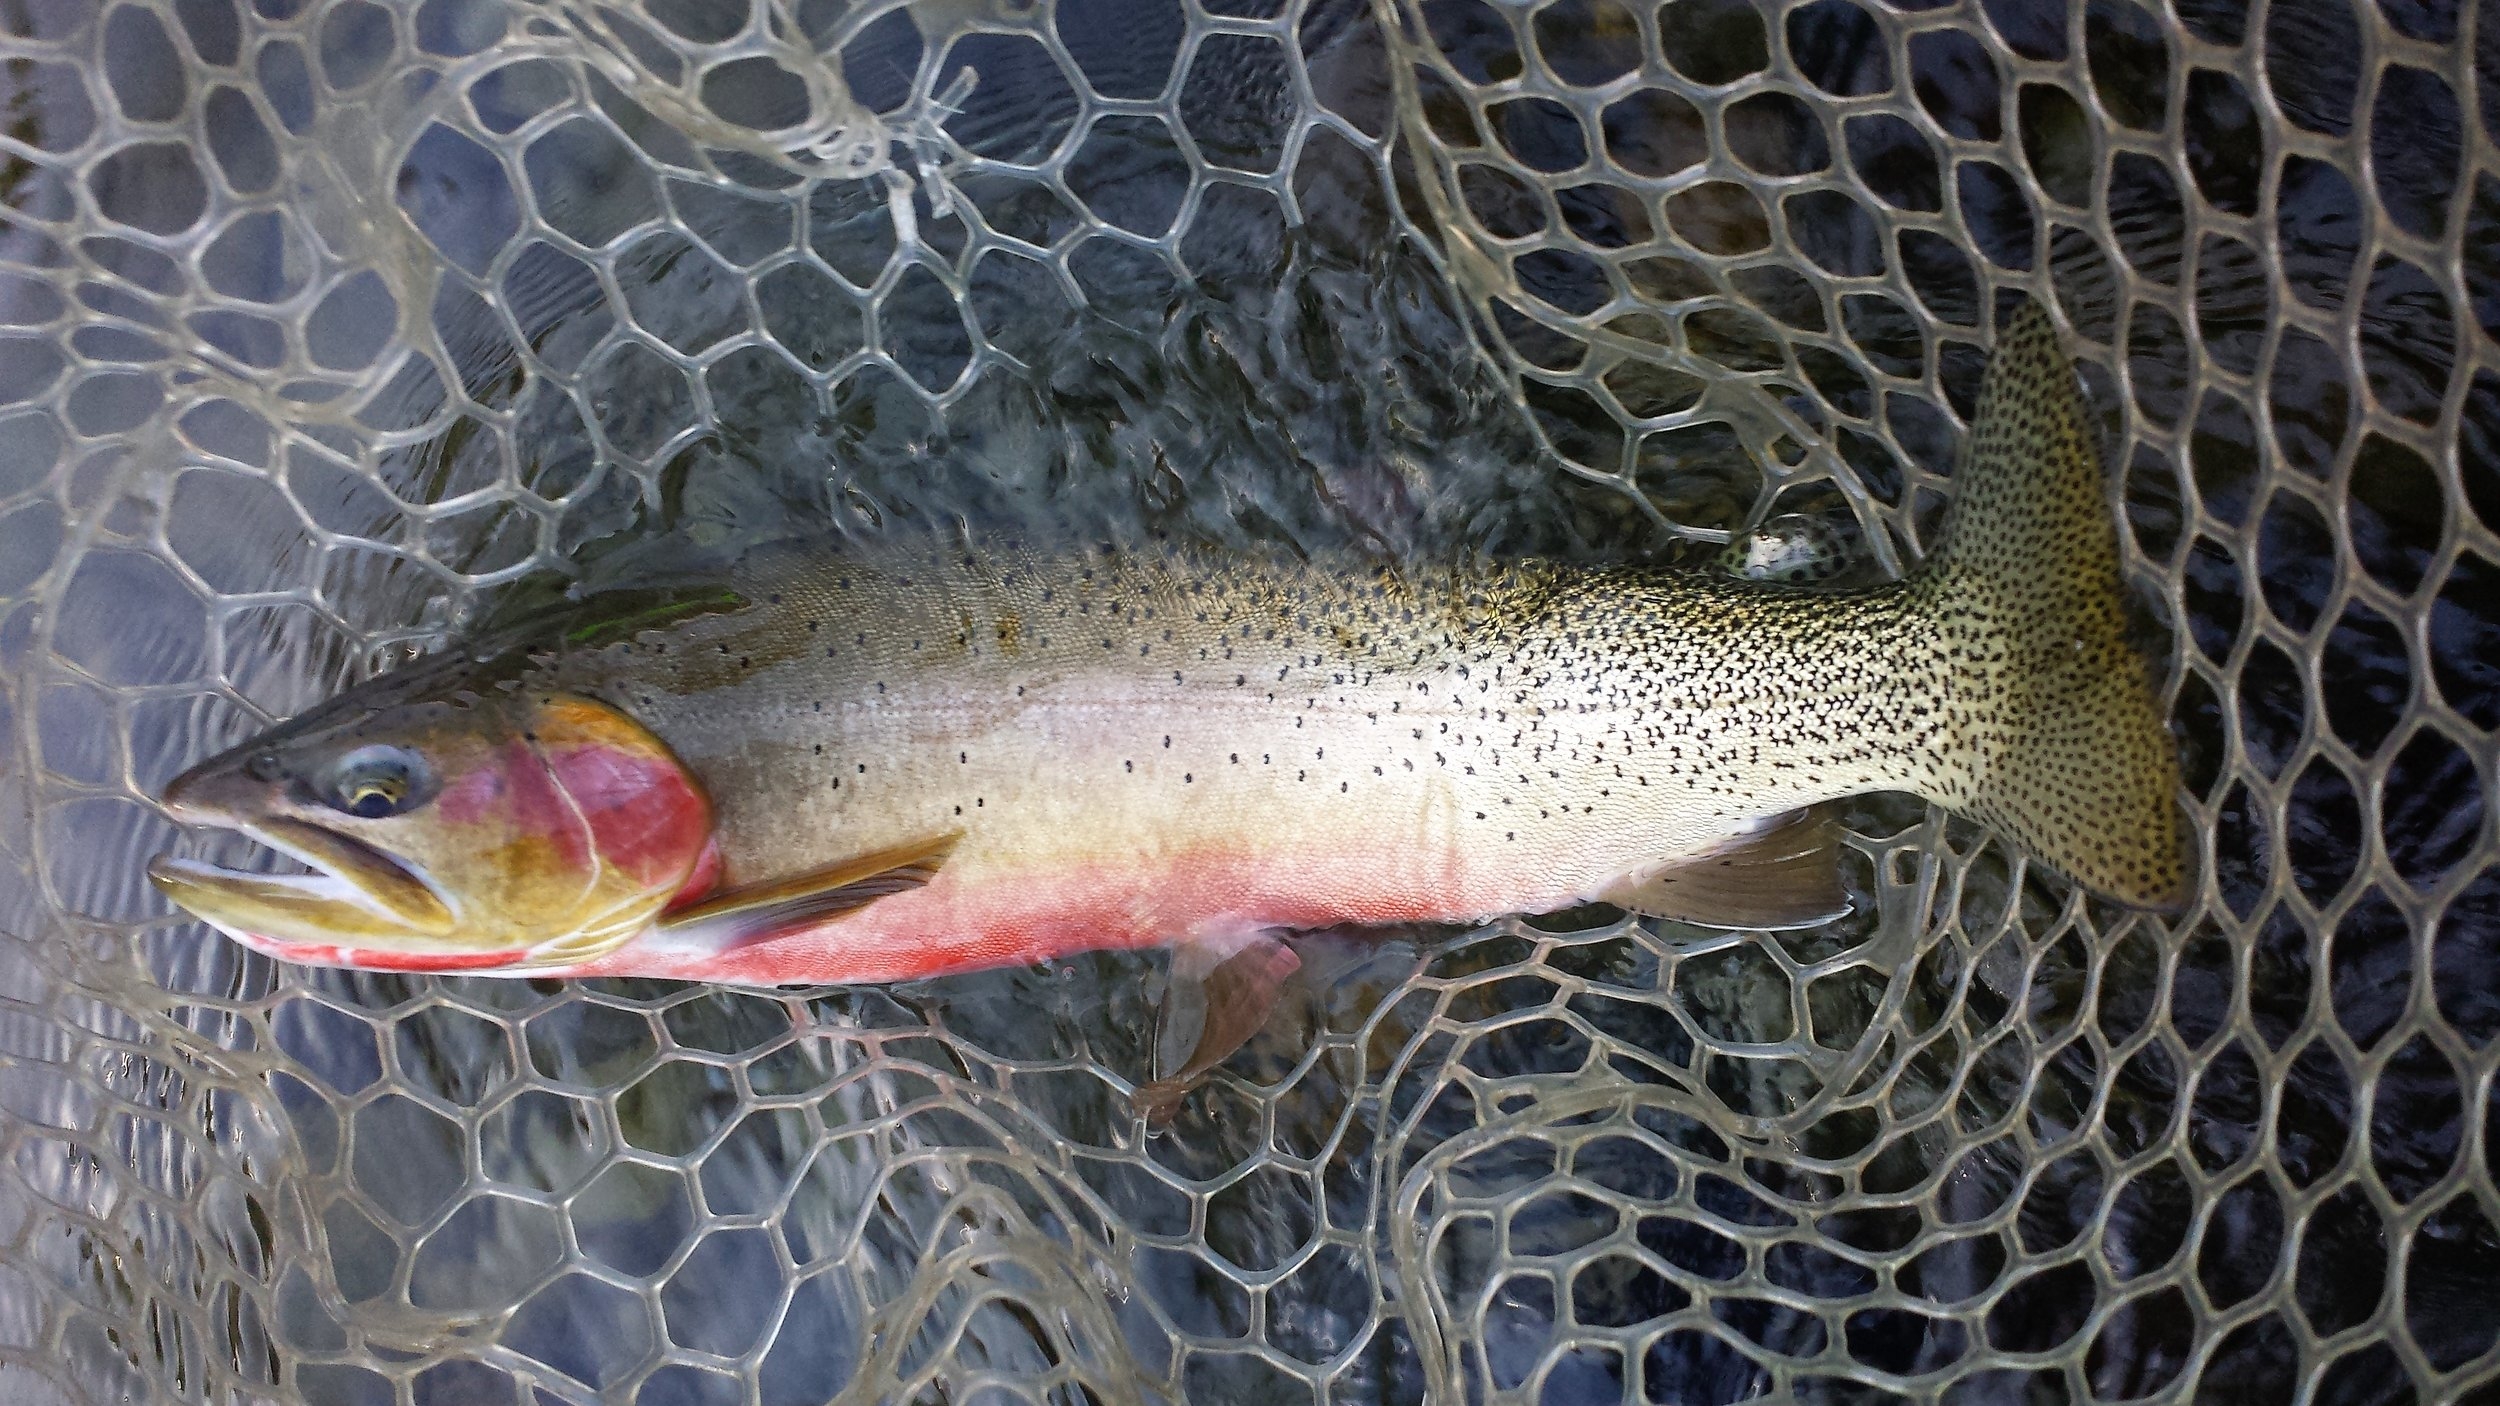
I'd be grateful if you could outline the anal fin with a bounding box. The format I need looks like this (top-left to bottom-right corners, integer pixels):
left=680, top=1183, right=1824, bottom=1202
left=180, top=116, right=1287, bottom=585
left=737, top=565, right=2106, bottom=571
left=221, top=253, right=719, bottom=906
left=1134, top=932, right=1301, bottom=1126
left=1599, top=806, right=1852, bottom=931
left=654, top=832, right=959, bottom=951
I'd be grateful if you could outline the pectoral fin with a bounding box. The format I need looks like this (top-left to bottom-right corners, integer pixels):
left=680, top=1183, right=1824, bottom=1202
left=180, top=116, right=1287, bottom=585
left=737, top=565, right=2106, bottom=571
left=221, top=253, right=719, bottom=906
left=1599, top=806, right=1852, bottom=930
left=654, top=833, right=959, bottom=951
left=1134, top=932, right=1301, bottom=1126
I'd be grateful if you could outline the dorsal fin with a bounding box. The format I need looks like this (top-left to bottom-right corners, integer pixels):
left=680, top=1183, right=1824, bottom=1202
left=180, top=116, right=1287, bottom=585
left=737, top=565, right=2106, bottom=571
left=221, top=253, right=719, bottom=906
left=1598, top=806, right=1851, bottom=930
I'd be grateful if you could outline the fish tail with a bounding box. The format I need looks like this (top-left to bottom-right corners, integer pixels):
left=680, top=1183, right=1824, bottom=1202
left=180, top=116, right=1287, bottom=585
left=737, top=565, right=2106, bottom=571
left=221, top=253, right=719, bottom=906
left=1917, top=300, right=2189, bottom=909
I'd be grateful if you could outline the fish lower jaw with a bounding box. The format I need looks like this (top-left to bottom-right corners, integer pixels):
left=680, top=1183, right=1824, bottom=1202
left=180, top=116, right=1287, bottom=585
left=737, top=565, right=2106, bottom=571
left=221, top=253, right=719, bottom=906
left=147, top=855, right=425, bottom=938
left=150, top=855, right=364, bottom=904
left=151, top=812, right=459, bottom=930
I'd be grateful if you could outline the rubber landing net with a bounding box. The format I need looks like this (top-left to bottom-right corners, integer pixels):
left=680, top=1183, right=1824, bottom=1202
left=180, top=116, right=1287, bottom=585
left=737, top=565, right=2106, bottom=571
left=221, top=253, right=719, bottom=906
left=0, top=0, right=2494, bottom=1401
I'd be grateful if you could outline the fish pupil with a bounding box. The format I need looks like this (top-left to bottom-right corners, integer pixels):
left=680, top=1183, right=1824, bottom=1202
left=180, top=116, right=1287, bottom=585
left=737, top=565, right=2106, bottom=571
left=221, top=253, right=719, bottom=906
left=346, top=789, right=399, bottom=819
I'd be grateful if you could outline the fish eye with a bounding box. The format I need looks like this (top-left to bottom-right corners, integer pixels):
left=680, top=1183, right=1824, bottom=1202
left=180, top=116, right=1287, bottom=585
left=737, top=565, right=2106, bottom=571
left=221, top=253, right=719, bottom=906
left=325, top=746, right=429, bottom=820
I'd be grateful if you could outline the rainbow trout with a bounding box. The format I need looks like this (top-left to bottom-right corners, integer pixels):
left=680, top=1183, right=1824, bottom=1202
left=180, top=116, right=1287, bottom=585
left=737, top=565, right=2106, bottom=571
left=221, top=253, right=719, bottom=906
left=149, top=306, right=2184, bottom=1102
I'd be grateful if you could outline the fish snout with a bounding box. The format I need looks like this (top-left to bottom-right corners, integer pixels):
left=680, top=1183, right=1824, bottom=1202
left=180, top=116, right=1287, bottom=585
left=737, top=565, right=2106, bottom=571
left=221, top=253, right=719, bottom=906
left=157, top=751, right=282, bottom=825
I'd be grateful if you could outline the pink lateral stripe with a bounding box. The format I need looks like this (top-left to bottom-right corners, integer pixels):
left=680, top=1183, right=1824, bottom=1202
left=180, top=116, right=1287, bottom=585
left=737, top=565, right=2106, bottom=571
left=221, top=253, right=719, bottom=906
left=558, top=841, right=1550, bottom=987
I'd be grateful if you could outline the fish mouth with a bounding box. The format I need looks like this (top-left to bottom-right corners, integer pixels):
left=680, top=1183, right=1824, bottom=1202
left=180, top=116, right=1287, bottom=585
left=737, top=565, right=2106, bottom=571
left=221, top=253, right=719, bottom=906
left=148, top=813, right=457, bottom=946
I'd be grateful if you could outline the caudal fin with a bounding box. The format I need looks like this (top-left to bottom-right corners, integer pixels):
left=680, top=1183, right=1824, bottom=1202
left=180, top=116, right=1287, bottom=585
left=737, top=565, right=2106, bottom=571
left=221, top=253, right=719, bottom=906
left=1922, top=301, right=2190, bottom=910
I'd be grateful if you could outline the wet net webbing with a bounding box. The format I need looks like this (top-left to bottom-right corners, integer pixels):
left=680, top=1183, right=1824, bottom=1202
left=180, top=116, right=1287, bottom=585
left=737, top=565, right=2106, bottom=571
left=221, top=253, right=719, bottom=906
left=0, top=0, right=2495, bottom=1401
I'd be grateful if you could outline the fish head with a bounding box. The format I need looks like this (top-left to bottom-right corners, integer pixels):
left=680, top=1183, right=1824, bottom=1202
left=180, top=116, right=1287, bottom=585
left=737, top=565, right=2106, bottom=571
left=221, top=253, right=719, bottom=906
left=148, top=686, right=714, bottom=972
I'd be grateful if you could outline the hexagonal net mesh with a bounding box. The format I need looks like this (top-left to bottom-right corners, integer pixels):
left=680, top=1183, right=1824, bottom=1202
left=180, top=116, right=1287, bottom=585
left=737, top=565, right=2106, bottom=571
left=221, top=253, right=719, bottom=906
left=0, top=0, right=2493, bottom=1401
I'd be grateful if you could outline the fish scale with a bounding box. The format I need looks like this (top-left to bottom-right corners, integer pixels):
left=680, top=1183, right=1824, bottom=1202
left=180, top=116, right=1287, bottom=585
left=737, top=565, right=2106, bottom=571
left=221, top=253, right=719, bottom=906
left=545, top=548, right=1953, bottom=984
